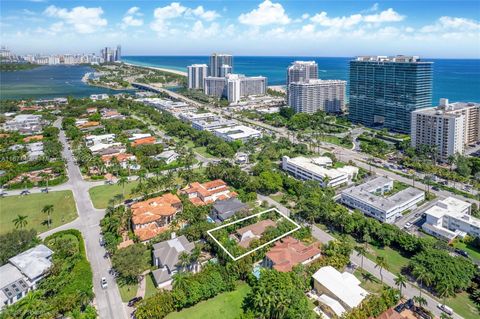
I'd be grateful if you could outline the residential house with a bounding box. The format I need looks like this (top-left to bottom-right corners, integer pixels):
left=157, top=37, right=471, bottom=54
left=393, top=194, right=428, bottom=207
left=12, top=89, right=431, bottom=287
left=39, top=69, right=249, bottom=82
left=0, top=245, right=53, bottom=309
left=232, top=219, right=277, bottom=248
left=131, top=193, right=183, bottom=242
left=22, top=135, right=43, bottom=143
left=153, top=150, right=179, bottom=164
left=264, top=236, right=321, bottom=272
left=152, top=235, right=195, bottom=288
left=131, top=136, right=157, bottom=147
left=210, top=198, right=248, bottom=222
left=180, top=179, right=237, bottom=206
left=312, top=266, right=369, bottom=317
left=101, top=153, right=139, bottom=170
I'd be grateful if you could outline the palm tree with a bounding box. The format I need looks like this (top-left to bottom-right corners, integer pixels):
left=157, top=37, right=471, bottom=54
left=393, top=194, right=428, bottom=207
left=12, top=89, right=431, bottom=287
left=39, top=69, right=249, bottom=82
left=437, top=281, right=454, bottom=309
left=356, top=246, right=367, bottom=270
left=39, top=172, right=49, bottom=190
left=41, top=204, right=54, bottom=228
left=12, top=214, right=28, bottom=229
left=413, top=266, right=432, bottom=298
left=413, top=296, right=427, bottom=309
left=394, top=273, right=407, bottom=297
left=177, top=251, right=191, bottom=272
left=374, top=256, right=388, bottom=285
left=118, top=176, right=129, bottom=197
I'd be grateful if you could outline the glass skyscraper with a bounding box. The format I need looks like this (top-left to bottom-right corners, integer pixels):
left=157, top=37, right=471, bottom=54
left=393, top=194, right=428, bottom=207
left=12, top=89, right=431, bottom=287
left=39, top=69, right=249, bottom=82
left=348, top=56, right=433, bottom=133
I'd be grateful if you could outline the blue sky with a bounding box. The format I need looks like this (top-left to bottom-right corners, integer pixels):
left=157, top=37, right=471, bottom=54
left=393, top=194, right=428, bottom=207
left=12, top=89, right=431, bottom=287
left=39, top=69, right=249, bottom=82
left=1, top=0, right=479, bottom=58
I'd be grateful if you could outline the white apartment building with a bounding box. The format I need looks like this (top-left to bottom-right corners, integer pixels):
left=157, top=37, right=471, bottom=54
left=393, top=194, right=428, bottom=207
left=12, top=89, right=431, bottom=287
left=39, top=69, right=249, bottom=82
left=204, top=76, right=227, bottom=98
left=179, top=112, right=216, bottom=123
left=411, top=98, right=480, bottom=161
left=85, top=133, right=116, bottom=146
left=287, top=61, right=318, bottom=84
left=204, top=74, right=267, bottom=103
left=187, top=64, right=208, bottom=89
left=209, top=53, right=233, bottom=77
left=220, top=65, right=232, bottom=77
left=288, top=79, right=347, bottom=114
left=341, top=176, right=425, bottom=223
left=282, top=156, right=358, bottom=188
left=3, top=114, right=44, bottom=133
left=422, top=197, right=478, bottom=241
left=214, top=125, right=262, bottom=142
left=191, top=118, right=237, bottom=131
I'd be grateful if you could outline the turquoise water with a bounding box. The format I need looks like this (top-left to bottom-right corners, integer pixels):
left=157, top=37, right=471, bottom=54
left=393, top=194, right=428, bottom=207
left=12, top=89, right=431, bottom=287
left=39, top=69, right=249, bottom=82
left=0, top=65, right=132, bottom=100
left=124, top=56, right=480, bottom=103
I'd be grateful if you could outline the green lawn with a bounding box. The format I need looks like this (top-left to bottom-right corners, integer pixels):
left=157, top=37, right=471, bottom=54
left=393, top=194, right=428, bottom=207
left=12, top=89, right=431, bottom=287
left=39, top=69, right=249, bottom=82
left=366, top=245, right=410, bottom=274
left=269, top=193, right=284, bottom=203
left=193, top=146, right=215, bottom=159
left=118, top=282, right=138, bottom=302
left=453, top=241, right=480, bottom=262
left=88, top=181, right=139, bottom=209
left=145, top=273, right=158, bottom=299
left=166, top=283, right=250, bottom=319
left=320, top=135, right=352, bottom=148
left=354, top=269, right=385, bottom=294
left=445, top=291, right=479, bottom=319
left=0, top=190, right=77, bottom=235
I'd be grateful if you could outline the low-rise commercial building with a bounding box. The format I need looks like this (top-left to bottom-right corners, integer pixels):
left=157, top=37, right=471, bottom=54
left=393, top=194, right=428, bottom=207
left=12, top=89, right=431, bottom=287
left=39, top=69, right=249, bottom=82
left=422, top=197, right=478, bottom=241
left=0, top=245, right=53, bottom=309
left=282, top=156, right=358, bottom=188
left=179, top=112, right=216, bottom=123
left=312, top=266, right=369, bottom=317
left=411, top=98, right=480, bottom=161
left=213, top=125, right=262, bottom=142
left=191, top=118, right=237, bottom=132
left=341, top=176, right=425, bottom=223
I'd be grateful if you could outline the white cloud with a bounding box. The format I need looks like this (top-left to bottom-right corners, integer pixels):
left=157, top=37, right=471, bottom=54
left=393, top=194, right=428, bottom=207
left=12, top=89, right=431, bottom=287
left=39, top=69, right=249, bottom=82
left=420, top=16, right=480, bottom=33
left=364, top=8, right=404, bottom=23
left=189, top=20, right=220, bottom=38
left=238, top=0, right=290, bottom=26
left=311, top=8, right=404, bottom=29
left=189, top=6, right=220, bottom=21
left=122, top=7, right=143, bottom=29
left=43, top=5, right=107, bottom=34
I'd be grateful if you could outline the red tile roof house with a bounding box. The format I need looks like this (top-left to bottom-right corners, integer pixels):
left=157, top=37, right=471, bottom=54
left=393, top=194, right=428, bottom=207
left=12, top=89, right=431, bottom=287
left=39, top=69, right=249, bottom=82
left=232, top=219, right=277, bottom=248
left=131, top=194, right=183, bottom=242
left=179, top=179, right=237, bottom=206
left=263, top=236, right=321, bottom=272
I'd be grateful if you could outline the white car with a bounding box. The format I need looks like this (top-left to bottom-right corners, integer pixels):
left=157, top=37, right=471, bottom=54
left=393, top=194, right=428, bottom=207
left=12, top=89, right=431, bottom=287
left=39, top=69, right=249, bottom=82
left=404, top=222, right=413, bottom=229
left=437, top=303, right=453, bottom=315
left=101, top=277, right=108, bottom=289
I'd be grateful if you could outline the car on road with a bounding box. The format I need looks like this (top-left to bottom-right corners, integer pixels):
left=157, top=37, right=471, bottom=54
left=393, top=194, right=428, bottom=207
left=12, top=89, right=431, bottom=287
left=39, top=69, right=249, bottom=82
left=0, top=191, right=7, bottom=197
left=101, top=277, right=108, bottom=289
left=437, top=303, right=453, bottom=315
left=455, top=248, right=469, bottom=258
left=99, top=236, right=105, bottom=246
left=127, top=296, right=143, bottom=307
left=124, top=199, right=134, bottom=206
left=20, top=190, right=30, bottom=195
left=41, top=187, right=49, bottom=193
left=404, top=222, right=413, bottom=229
left=432, top=186, right=440, bottom=191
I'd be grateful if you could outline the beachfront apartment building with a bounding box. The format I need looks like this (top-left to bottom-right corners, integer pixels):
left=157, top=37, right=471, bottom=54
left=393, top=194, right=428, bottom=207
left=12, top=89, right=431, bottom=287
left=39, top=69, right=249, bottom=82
left=0, top=245, right=53, bottom=309
left=348, top=55, right=433, bottom=133
left=287, top=61, right=318, bottom=84
left=209, top=53, right=233, bottom=77
left=411, top=98, right=480, bottom=161
left=204, top=74, right=267, bottom=103
left=213, top=125, right=262, bottom=142
left=288, top=79, right=346, bottom=114
left=282, top=156, right=358, bottom=188
left=422, top=197, right=479, bottom=241
left=341, top=176, right=425, bottom=223
left=187, top=64, right=208, bottom=89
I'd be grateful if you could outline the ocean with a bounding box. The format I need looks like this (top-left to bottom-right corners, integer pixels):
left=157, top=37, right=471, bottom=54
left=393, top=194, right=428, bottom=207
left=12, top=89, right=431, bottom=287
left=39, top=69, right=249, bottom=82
left=1, top=57, right=479, bottom=102
left=0, top=65, right=132, bottom=100
left=123, top=56, right=480, bottom=103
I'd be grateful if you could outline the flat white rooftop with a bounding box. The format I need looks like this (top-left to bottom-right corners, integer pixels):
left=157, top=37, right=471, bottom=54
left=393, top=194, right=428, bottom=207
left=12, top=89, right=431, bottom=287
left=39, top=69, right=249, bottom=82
left=214, top=125, right=262, bottom=139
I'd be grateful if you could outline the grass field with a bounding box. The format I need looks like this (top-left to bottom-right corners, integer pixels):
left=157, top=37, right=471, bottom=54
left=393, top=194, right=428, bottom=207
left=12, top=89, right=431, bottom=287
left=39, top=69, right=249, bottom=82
left=88, top=181, right=139, bottom=209
left=0, top=190, right=77, bottom=235
left=193, top=146, right=215, bottom=159
left=145, top=273, right=158, bottom=299
left=453, top=241, right=480, bottom=261
left=366, top=245, right=410, bottom=274
left=354, top=269, right=385, bottom=294
left=118, top=282, right=138, bottom=302
left=166, top=283, right=250, bottom=319
left=445, top=291, right=479, bottom=319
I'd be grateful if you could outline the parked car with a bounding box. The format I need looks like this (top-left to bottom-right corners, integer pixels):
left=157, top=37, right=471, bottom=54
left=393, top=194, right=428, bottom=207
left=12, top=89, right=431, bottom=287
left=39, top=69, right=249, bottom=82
left=127, top=296, right=143, bottom=307
left=124, top=199, right=134, bottom=206
left=101, top=277, right=108, bottom=289
left=455, top=248, right=469, bottom=258
left=432, top=186, right=440, bottom=191
left=0, top=191, right=7, bottom=197
left=20, top=190, right=30, bottom=196
left=41, top=187, right=49, bottom=193
left=404, top=222, right=413, bottom=229
left=437, top=303, right=453, bottom=315
left=405, top=299, right=414, bottom=309
left=99, top=236, right=105, bottom=246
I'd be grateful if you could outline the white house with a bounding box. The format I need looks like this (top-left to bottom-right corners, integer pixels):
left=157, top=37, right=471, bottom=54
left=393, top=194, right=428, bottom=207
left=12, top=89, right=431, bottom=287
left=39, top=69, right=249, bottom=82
left=154, top=150, right=179, bottom=164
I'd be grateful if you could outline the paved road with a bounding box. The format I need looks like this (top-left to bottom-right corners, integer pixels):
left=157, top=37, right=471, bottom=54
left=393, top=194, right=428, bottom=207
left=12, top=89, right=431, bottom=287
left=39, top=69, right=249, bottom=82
left=263, top=195, right=462, bottom=319
left=40, top=119, right=128, bottom=319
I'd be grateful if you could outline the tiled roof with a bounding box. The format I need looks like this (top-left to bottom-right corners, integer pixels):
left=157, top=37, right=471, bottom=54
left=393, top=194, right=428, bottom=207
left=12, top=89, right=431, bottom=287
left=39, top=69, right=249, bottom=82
left=23, top=135, right=43, bottom=143
left=131, top=193, right=182, bottom=225
left=101, top=153, right=135, bottom=163
left=131, top=136, right=157, bottom=147
left=376, top=308, right=408, bottom=319
left=237, top=219, right=276, bottom=236
left=266, top=236, right=321, bottom=272
left=134, top=224, right=168, bottom=242
left=180, top=179, right=235, bottom=206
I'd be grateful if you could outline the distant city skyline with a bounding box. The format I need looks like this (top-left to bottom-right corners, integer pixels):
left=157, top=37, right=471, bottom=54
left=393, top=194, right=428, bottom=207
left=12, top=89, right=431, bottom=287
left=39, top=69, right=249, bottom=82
left=1, top=0, right=479, bottom=58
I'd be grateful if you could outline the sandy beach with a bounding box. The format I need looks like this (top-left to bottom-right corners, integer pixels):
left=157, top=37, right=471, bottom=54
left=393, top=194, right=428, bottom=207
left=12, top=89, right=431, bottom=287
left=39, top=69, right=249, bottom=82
left=268, top=85, right=286, bottom=93
left=123, top=62, right=187, bottom=77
